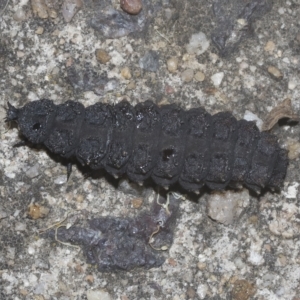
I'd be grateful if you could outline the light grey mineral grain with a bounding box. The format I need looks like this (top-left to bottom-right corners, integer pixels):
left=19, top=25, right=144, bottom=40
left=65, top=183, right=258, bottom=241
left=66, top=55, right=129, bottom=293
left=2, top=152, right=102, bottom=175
left=207, top=190, right=250, bottom=225
left=139, top=50, right=160, bottom=72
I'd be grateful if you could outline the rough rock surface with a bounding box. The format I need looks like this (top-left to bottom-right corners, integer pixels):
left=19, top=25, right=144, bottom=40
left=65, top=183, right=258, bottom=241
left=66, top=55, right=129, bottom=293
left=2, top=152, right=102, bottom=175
left=1, top=0, right=300, bottom=299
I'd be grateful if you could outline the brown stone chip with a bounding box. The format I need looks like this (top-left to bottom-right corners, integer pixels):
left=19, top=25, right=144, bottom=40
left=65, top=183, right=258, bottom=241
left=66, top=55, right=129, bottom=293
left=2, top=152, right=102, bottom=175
left=231, top=279, right=256, bottom=300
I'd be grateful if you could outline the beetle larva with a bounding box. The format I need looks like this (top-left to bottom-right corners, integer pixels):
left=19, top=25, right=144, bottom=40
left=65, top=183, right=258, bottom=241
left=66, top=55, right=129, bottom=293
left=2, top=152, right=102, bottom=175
left=6, top=99, right=288, bottom=193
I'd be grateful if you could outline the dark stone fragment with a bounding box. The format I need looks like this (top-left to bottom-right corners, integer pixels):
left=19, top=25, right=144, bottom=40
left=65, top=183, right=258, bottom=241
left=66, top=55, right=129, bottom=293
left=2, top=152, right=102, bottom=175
left=43, top=194, right=180, bottom=272
left=139, top=50, right=160, bottom=72
left=211, top=0, right=273, bottom=56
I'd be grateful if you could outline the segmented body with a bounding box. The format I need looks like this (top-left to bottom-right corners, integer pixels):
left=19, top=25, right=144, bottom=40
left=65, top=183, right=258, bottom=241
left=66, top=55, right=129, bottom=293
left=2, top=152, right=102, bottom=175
left=7, top=99, right=288, bottom=193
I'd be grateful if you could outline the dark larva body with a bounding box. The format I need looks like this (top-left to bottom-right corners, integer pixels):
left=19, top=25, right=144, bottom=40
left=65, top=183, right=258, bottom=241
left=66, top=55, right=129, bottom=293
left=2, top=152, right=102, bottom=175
left=6, top=99, right=288, bottom=193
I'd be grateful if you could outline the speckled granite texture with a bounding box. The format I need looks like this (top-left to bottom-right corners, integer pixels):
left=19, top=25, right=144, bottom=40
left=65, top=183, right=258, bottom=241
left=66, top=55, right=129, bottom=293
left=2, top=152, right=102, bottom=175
left=1, top=0, right=300, bottom=299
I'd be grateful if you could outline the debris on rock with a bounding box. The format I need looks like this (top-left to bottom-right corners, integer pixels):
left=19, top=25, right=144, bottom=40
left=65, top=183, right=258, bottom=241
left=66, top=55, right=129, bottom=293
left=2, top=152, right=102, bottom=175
left=262, top=98, right=299, bottom=131
left=42, top=194, right=180, bottom=271
left=62, top=0, right=83, bottom=23
left=211, top=0, right=273, bottom=56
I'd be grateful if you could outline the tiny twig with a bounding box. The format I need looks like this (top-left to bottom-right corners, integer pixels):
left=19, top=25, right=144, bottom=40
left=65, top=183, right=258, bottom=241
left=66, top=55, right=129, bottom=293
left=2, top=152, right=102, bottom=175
left=156, top=193, right=171, bottom=215
left=155, top=28, right=171, bottom=44
left=148, top=225, right=168, bottom=251
left=39, top=213, right=70, bottom=234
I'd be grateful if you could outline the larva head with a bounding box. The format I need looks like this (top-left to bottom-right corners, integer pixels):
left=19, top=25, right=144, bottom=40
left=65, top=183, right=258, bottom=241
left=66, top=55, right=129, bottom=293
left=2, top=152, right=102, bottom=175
left=6, top=99, right=56, bottom=144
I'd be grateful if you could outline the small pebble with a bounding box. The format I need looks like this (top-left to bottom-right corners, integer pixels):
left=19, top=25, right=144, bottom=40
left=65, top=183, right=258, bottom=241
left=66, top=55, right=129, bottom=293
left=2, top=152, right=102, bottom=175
left=15, top=222, right=27, bottom=231
left=85, top=275, right=94, bottom=284
left=104, top=79, right=119, bottom=92
left=35, top=259, right=50, bottom=270
left=186, top=32, right=209, bottom=55
left=13, top=8, right=27, bottom=22
left=231, top=280, right=256, bottom=300
left=197, top=262, right=206, bottom=270
left=181, top=69, right=194, bottom=82
left=194, top=71, right=205, bottom=82
left=126, top=80, right=136, bottom=90
left=288, top=79, right=297, bottom=90
left=27, top=204, right=50, bottom=219
left=54, top=175, right=67, bottom=185
left=286, top=138, right=300, bottom=160
left=31, top=0, right=49, bottom=19
left=264, top=40, right=275, bottom=52
left=35, top=26, right=44, bottom=34
left=243, top=110, right=263, bottom=131
left=62, top=0, right=83, bottom=23
left=139, top=50, right=160, bottom=72
left=121, top=67, right=132, bottom=79
left=48, top=9, right=57, bottom=18
left=86, top=289, right=112, bottom=300
left=186, top=287, right=196, bottom=299
left=120, top=0, right=142, bottom=15
left=267, top=66, right=283, bottom=80
left=25, top=164, right=40, bottom=179
left=95, top=49, right=111, bottom=64
left=197, top=284, right=208, bottom=299
left=165, top=85, right=175, bottom=94
left=166, top=57, right=178, bottom=73
left=210, top=72, right=224, bottom=86
left=17, top=51, right=25, bottom=58
left=28, top=246, right=35, bottom=255
left=131, top=198, right=143, bottom=208
left=207, top=190, right=250, bottom=225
